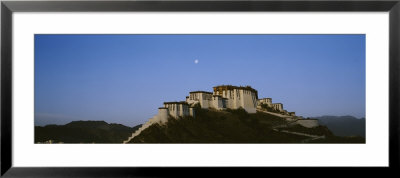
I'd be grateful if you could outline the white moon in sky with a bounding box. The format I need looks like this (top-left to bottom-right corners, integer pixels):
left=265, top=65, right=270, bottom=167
left=194, top=59, right=199, bottom=64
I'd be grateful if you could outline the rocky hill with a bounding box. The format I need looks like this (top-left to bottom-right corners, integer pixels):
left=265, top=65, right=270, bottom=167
left=128, top=108, right=364, bottom=143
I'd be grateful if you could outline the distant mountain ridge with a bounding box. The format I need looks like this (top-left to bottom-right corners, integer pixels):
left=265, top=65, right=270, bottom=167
left=35, top=120, right=141, bottom=143
left=311, top=116, right=365, bottom=137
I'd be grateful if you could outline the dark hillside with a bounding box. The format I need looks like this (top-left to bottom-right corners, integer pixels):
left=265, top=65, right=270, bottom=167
left=129, top=108, right=332, bottom=143
left=35, top=121, right=140, bottom=143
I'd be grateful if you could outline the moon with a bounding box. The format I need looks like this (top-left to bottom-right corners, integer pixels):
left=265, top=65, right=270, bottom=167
left=194, top=59, right=199, bottom=64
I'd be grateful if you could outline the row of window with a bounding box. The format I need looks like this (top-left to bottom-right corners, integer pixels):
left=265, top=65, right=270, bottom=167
left=166, top=104, right=189, bottom=111
left=189, top=93, right=212, bottom=100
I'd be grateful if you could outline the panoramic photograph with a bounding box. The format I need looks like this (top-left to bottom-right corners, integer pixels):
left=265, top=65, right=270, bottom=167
left=34, top=34, right=365, bottom=144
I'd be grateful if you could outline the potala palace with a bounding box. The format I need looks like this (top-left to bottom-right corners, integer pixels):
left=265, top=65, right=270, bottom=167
left=123, top=85, right=319, bottom=143
left=160, top=85, right=299, bottom=118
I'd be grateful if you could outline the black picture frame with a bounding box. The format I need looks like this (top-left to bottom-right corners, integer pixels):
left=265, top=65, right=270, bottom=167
left=1, top=0, right=399, bottom=177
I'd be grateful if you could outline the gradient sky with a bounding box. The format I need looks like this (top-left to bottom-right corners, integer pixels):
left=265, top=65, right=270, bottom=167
left=35, top=34, right=365, bottom=127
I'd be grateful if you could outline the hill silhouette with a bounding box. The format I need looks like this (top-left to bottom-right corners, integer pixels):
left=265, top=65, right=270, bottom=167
left=35, top=121, right=141, bottom=143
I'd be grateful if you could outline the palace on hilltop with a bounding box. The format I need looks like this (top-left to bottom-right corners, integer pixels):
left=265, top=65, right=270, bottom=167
left=153, top=85, right=299, bottom=119
left=123, top=85, right=319, bottom=143
left=186, top=85, right=258, bottom=113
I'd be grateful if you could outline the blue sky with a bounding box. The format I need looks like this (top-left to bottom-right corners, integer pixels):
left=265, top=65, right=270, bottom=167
left=35, top=34, right=365, bottom=127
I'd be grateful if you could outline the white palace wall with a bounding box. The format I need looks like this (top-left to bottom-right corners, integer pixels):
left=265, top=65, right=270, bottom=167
left=294, top=119, right=319, bottom=128
left=187, top=92, right=212, bottom=109
left=271, top=103, right=284, bottom=112
left=164, top=102, right=190, bottom=118
left=211, top=86, right=258, bottom=113
left=240, top=89, right=258, bottom=113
